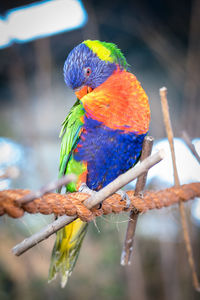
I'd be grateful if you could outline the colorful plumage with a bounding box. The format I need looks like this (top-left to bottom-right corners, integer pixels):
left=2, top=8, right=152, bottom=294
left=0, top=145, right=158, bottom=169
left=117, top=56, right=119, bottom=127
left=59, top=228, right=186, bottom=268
left=48, top=40, right=150, bottom=287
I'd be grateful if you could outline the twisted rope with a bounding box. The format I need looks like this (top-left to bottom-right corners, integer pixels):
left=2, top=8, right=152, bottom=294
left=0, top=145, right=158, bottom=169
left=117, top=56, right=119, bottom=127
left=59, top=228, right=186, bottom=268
left=0, top=182, right=199, bottom=222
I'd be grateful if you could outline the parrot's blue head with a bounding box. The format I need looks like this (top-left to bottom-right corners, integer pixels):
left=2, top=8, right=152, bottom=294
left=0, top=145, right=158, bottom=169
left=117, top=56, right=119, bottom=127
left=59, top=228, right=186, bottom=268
left=63, top=40, right=128, bottom=99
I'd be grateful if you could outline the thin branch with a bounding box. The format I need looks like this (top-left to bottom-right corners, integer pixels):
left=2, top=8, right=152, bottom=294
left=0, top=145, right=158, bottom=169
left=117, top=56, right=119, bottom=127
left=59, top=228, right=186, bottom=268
left=160, top=87, right=200, bottom=292
left=160, top=87, right=180, bottom=186
left=11, top=150, right=164, bottom=256
left=0, top=166, right=20, bottom=180
left=182, top=131, right=200, bottom=164
left=121, top=135, right=154, bottom=266
left=17, top=174, right=77, bottom=205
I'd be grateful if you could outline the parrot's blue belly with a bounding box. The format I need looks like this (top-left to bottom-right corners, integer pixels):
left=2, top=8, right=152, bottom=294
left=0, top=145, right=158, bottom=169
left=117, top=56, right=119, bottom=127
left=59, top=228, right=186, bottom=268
left=74, top=116, right=146, bottom=190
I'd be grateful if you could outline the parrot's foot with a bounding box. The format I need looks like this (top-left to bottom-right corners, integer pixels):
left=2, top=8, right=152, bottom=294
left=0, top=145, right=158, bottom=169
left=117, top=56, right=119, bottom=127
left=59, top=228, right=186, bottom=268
left=138, top=191, right=144, bottom=198
left=116, top=189, right=131, bottom=209
left=79, top=183, right=96, bottom=196
left=79, top=183, right=102, bottom=208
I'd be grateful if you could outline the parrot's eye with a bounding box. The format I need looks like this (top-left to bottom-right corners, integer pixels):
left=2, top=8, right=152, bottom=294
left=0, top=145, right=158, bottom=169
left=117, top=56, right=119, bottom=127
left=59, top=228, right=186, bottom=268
left=84, top=67, right=92, bottom=77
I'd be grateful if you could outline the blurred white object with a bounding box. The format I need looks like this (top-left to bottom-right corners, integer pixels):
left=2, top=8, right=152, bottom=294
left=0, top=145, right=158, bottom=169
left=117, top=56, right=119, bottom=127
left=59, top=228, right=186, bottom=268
left=0, top=137, right=24, bottom=189
left=148, top=138, right=200, bottom=227
left=0, top=0, right=87, bottom=48
left=148, top=138, right=200, bottom=186
left=130, top=137, right=200, bottom=235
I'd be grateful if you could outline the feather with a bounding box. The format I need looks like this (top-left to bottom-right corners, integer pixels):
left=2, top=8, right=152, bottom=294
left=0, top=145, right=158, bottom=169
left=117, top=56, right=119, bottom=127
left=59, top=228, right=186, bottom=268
left=48, top=100, right=88, bottom=287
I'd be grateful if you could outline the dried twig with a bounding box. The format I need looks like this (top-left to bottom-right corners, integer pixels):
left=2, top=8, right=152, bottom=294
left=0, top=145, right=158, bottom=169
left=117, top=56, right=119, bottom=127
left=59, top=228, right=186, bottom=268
left=160, top=87, right=200, bottom=292
left=0, top=166, right=20, bottom=180
left=121, top=136, right=154, bottom=265
left=11, top=150, right=164, bottom=256
left=17, top=174, right=77, bottom=205
left=182, top=131, right=200, bottom=164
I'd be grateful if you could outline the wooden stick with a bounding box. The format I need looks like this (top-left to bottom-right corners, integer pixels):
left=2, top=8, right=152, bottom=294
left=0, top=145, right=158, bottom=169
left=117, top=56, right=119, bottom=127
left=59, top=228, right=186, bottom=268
left=160, top=87, right=200, bottom=292
left=12, top=150, right=164, bottom=256
left=121, top=136, right=154, bottom=265
left=17, top=174, right=77, bottom=205
left=0, top=166, right=20, bottom=180
left=182, top=131, right=200, bottom=164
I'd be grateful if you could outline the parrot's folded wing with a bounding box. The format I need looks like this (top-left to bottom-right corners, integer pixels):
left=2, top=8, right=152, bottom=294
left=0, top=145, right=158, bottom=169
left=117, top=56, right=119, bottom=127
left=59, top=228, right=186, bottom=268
left=48, top=99, right=88, bottom=286
left=58, top=99, right=85, bottom=180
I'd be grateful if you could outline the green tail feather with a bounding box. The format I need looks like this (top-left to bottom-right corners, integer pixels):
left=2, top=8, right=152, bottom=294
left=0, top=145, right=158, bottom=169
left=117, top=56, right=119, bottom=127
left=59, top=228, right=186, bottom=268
left=48, top=219, right=88, bottom=287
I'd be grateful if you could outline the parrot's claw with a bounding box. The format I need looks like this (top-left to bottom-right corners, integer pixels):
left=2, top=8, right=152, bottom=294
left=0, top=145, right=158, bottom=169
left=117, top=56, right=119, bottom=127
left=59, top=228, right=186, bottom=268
left=79, top=183, right=102, bottom=209
left=138, top=191, right=144, bottom=198
left=98, top=202, right=102, bottom=209
left=116, top=189, right=131, bottom=209
left=79, top=183, right=96, bottom=196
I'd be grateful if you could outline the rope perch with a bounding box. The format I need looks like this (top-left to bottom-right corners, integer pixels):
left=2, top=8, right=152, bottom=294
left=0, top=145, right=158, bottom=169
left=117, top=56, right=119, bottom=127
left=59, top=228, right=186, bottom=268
left=1, top=182, right=199, bottom=222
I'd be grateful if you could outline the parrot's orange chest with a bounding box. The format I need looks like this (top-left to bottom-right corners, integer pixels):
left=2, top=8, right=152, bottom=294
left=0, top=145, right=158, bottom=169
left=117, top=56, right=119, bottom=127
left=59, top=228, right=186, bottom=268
left=80, top=69, right=150, bottom=135
left=74, top=69, right=150, bottom=190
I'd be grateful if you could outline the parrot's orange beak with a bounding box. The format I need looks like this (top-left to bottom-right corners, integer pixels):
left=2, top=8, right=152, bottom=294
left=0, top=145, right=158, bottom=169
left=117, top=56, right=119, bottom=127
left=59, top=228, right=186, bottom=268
left=75, top=86, right=93, bottom=99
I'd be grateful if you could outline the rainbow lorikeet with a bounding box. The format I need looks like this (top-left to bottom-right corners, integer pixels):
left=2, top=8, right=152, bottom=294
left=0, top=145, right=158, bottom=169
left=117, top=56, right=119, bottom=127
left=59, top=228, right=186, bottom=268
left=48, top=40, right=150, bottom=287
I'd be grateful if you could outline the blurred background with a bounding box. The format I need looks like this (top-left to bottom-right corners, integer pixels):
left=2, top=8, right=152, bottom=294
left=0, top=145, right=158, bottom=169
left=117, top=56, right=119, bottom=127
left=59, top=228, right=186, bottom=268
left=0, top=0, right=200, bottom=299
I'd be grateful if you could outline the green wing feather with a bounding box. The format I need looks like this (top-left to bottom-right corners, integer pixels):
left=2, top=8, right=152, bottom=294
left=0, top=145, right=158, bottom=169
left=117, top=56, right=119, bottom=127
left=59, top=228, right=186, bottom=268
left=58, top=100, right=86, bottom=192
left=48, top=100, right=88, bottom=287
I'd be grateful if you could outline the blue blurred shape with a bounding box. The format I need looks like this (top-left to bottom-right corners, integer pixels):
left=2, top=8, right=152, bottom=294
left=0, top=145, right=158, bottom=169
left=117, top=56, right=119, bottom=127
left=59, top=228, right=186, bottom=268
left=0, top=137, right=24, bottom=189
left=0, top=0, right=87, bottom=49
left=191, top=198, right=200, bottom=226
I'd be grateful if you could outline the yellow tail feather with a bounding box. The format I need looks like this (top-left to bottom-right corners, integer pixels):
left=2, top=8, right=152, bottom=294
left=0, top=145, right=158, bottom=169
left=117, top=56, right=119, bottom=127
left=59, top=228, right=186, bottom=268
left=48, top=218, right=88, bottom=287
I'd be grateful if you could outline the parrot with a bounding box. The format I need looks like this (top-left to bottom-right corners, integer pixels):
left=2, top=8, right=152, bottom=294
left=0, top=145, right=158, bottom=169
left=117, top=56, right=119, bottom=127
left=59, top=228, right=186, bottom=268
left=48, top=40, right=150, bottom=287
